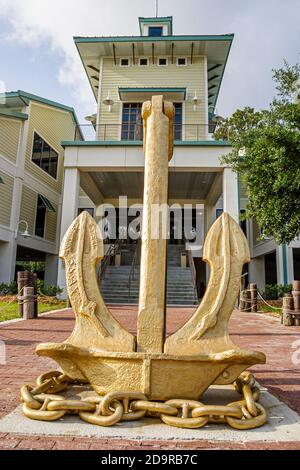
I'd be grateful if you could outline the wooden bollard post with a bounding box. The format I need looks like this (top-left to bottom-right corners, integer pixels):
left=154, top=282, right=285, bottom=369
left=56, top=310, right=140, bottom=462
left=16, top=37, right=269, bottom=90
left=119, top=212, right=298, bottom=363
left=245, top=286, right=251, bottom=312
left=292, top=281, right=300, bottom=311
left=23, top=287, right=37, bottom=320
left=249, top=283, right=257, bottom=313
left=282, top=294, right=293, bottom=326
left=17, top=271, right=29, bottom=317
left=32, top=273, right=38, bottom=318
left=239, top=291, right=245, bottom=312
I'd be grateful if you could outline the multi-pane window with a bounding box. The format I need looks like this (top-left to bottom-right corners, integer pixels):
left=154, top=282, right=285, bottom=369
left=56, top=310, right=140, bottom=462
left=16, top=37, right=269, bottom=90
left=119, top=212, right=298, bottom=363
left=35, top=194, right=56, bottom=238
left=148, top=26, right=163, bottom=37
left=121, top=103, right=183, bottom=141
left=32, top=133, right=58, bottom=179
left=174, top=103, right=183, bottom=140
left=121, top=103, right=143, bottom=141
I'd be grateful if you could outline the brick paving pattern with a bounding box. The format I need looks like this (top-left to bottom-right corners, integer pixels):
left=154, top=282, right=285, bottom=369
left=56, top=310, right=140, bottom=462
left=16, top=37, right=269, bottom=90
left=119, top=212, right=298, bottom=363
left=0, top=306, right=299, bottom=450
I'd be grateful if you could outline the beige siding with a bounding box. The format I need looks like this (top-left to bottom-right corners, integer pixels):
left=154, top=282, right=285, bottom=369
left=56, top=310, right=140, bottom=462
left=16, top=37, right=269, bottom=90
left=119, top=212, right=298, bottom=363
left=0, top=170, right=14, bottom=227
left=45, top=203, right=58, bottom=242
left=25, top=102, right=76, bottom=194
left=19, top=185, right=37, bottom=236
left=0, top=117, right=21, bottom=163
left=99, top=57, right=207, bottom=140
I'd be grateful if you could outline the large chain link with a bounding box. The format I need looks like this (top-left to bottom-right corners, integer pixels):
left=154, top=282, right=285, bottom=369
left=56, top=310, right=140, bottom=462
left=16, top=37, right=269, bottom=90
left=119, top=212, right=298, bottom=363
left=20, top=371, right=267, bottom=430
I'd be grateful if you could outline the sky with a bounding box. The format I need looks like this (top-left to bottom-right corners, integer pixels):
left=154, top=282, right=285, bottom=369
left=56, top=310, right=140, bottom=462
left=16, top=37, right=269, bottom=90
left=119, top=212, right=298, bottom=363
left=0, top=0, right=299, bottom=123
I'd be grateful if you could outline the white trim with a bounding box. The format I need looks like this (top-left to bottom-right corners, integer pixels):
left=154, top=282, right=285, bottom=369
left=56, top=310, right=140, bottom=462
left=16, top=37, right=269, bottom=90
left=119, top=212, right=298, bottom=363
left=138, top=57, right=149, bottom=67
left=96, top=56, right=104, bottom=130
left=119, top=57, right=130, bottom=67
left=23, top=171, right=61, bottom=201
left=176, top=57, right=188, bottom=66
left=0, top=154, right=17, bottom=177
left=157, top=57, right=168, bottom=67
left=203, top=55, right=209, bottom=139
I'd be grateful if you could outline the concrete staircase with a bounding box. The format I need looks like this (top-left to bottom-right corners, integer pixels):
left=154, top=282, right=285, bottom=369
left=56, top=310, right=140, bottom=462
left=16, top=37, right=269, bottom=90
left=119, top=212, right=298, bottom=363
left=100, top=244, right=198, bottom=306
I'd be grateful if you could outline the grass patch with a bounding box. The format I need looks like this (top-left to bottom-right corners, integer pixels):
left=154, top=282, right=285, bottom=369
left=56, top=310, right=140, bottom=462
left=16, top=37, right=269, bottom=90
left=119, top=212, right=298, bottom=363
left=0, top=300, right=67, bottom=322
left=258, top=304, right=282, bottom=316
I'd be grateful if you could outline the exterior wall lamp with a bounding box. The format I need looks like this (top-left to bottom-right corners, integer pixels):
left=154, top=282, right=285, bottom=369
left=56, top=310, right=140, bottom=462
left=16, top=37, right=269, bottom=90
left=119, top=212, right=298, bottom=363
left=15, top=220, right=31, bottom=239
left=102, top=91, right=114, bottom=113
left=192, top=91, right=199, bottom=111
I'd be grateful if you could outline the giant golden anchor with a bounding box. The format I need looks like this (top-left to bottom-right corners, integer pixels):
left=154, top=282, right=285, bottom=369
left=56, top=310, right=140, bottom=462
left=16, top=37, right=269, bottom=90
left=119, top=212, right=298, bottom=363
left=22, top=96, right=266, bottom=429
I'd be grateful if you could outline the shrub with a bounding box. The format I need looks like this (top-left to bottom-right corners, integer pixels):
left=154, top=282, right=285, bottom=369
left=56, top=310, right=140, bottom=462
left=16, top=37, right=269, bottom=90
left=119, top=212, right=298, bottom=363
left=37, top=280, right=63, bottom=297
left=0, top=281, right=18, bottom=295
left=263, top=284, right=292, bottom=300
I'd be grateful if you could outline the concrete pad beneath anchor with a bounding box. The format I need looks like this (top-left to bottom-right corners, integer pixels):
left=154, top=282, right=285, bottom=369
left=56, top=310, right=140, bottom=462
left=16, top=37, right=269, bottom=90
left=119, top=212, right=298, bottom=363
left=1, top=386, right=300, bottom=443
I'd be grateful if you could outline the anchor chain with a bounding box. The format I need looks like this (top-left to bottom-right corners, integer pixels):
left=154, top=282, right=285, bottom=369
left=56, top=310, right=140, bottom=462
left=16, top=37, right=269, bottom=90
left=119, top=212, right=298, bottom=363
left=20, top=371, right=267, bottom=430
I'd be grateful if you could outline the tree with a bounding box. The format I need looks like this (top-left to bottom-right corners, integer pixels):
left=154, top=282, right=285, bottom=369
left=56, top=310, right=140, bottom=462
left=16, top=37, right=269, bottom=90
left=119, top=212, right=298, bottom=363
left=215, top=61, right=300, bottom=244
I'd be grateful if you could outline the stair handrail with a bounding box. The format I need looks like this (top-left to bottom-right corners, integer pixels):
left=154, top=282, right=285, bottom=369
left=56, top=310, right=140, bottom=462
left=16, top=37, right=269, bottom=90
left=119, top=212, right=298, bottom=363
left=98, top=239, right=120, bottom=282
left=184, top=238, right=199, bottom=303
left=128, top=242, right=140, bottom=300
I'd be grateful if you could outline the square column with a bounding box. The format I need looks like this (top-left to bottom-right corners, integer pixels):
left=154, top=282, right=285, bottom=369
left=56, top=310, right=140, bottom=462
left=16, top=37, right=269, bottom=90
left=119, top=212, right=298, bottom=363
left=276, top=244, right=293, bottom=286
left=223, top=168, right=239, bottom=223
left=248, top=256, right=266, bottom=291
left=0, top=238, right=17, bottom=283
left=57, top=168, right=80, bottom=298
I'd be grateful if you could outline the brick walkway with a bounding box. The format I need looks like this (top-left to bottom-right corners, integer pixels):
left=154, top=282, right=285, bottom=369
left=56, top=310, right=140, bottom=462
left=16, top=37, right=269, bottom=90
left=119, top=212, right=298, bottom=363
left=0, top=306, right=299, bottom=450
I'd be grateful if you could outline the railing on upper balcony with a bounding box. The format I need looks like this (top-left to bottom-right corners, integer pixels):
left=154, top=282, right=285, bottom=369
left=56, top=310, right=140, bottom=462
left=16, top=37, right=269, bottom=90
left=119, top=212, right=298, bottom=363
left=74, top=123, right=223, bottom=142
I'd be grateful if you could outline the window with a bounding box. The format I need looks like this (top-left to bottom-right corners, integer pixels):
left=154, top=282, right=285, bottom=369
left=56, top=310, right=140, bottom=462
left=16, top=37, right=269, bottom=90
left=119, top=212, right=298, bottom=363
left=174, top=103, right=183, bottom=140
left=120, top=58, right=130, bottom=67
left=35, top=195, right=46, bottom=237
left=78, top=208, right=94, bottom=217
left=158, top=58, right=168, bottom=66
left=32, top=132, right=58, bottom=179
left=177, top=57, right=187, bottom=66
left=139, top=58, right=149, bottom=67
left=121, top=103, right=143, bottom=141
left=35, top=194, right=56, bottom=238
left=148, top=26, right=163, bottom=37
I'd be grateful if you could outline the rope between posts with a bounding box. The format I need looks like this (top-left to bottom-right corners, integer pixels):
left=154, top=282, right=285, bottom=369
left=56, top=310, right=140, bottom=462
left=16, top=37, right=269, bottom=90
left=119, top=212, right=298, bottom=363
left=240, top=289, right=282, bottom=311
left=0, top=286, right=30, bottom=313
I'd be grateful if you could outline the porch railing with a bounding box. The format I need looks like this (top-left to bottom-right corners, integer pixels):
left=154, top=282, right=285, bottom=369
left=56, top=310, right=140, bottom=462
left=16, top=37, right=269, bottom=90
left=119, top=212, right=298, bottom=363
left=75, top=123, right=221, bottom=142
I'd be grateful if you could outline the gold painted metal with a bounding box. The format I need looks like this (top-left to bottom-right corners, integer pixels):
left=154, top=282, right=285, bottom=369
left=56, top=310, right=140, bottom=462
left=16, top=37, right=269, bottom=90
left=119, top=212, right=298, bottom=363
left=21, top=95, right=267, bottom=430
left=20, top=370, right=267, bottom=429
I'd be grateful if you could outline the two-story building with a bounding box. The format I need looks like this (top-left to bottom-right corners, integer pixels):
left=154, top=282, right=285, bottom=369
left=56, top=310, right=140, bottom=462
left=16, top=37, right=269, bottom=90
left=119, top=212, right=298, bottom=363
left=57, top=16, right=238, bottom=303
left=0, top=90, right=82, bottom=286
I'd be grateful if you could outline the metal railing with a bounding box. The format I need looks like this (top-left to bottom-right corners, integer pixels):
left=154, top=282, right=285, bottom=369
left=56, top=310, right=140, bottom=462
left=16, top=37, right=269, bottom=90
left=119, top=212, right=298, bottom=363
left=75, top=123, right=221, bottom=142
left=98, top=240, right=120, bottom=282
left=128, top=242, right=140, bottom=300
left=184, top=238, right=199, bottom=304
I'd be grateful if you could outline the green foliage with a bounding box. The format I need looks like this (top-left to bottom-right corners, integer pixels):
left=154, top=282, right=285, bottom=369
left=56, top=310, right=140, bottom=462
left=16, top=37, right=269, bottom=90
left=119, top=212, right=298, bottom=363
left=16, top=261, right=45, bottom=273
left=0, top=281, right=18, bottom=295
left=215, top=62, right=300, bottom=244
left=262, top=283, right=292, bottom=300
left=37, top=279, right=63, bottom=297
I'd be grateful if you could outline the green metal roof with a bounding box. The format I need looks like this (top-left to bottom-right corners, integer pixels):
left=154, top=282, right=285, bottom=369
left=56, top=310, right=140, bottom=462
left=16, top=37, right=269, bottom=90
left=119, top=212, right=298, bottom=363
left=39, top=194, right=56, bottom=212
left=62, top=140, right=231, bottom=148
left=74, top=34, right=234, bottom=44
left=0, top=109, right=28, bottom=120
left=118, top=87, right=187, bottom=100
left=0, top=90, right=83, bottom=140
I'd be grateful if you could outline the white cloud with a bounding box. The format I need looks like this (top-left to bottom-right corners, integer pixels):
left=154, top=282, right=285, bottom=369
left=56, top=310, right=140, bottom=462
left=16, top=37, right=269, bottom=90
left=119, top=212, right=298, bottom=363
left=0, top=0, right=300, bottom=118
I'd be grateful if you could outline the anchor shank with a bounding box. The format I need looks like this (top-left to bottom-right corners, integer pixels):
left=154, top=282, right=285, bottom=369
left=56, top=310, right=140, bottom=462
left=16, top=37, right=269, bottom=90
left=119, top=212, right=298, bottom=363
left=137, top=96, right=174, bottom=353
